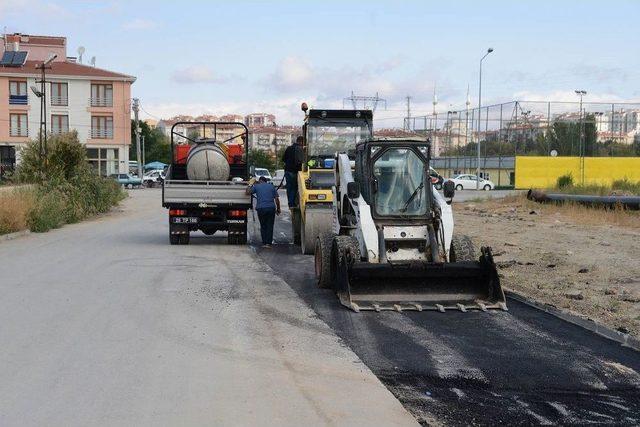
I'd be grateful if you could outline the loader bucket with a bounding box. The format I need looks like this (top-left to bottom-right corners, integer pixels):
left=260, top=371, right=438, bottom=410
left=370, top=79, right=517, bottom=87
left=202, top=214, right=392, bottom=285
left=335, top=247, right=507, bottom=312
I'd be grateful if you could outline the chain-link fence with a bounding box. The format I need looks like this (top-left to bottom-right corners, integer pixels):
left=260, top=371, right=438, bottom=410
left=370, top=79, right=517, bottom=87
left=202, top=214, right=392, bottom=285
left=404, top=101, right=640, bottom=187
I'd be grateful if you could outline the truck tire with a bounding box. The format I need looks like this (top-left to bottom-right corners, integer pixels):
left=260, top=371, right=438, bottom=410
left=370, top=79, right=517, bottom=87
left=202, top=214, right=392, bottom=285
left=179, top=233, right=190, bottom=245
left=170, top=234, right=180, bottom=245
left=315, top=233, right=334, bottom=289
left=227, top=222, right=247, bottom=245
left=450, top=235, right=476, bottom=262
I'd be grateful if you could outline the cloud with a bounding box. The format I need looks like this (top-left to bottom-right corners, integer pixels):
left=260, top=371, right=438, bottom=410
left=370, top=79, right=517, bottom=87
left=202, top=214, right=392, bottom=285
left=171, top=66, right=228, bottom=84
left=122, top=18, right=158, bottom=30
left=267, top=56, right=314, bottom=91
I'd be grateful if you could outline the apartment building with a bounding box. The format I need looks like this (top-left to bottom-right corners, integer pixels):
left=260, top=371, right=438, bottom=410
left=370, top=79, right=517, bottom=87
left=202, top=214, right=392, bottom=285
left=0, top=33, right=135, bottom=176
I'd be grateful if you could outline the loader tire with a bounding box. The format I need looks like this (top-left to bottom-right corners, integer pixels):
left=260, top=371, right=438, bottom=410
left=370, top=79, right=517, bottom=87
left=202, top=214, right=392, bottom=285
left=315, top=233, right=334, bottom=289
left=450, top=235, right=476, bottom=262
left=331, top=236, right=361, bottom=293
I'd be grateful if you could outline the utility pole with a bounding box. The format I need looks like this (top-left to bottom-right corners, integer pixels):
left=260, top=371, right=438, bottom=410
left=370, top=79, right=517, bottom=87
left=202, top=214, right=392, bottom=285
left=575, top=90, right=587, bottom=184
left=142, top=135, right=146, bottom=168
left=477, top=48, right=494, bottom=190
left=405, top=96, right=412, bottom=131
left=32, top=54, right=57, bottom=171
left=132, top=98, right=143, bottom=179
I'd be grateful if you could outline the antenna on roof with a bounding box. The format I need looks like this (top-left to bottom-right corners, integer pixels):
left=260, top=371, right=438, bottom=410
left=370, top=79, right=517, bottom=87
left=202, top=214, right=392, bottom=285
left=77, top=46, right=85, bottom=64
left=90, top=56, right=96, bottom=67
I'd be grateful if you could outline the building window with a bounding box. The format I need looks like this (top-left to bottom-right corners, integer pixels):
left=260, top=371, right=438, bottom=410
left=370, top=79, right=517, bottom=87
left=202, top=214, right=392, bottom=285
left=51, top=82, right=68, bottom=106
left=51, top=115, right=69, bottom=134
left=9, top=81, right=28, bottom=105
left=0, top=145, right=16, bottom=179
left=91, top=116, right=113, bottom=139
left=10, top=113, right=28, bottom=137
left=90, top=83, right=113, bottom=107
left=86, top=147, right=119, bottom=176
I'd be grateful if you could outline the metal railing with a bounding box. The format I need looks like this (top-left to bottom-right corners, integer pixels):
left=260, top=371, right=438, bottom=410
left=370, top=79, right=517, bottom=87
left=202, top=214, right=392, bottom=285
left=51, top=127, right=70, bottom=135
left=9, top=95, right=28, bottom=105
left=90, top=97, right=113, bottom=107
left=51, top=96, right=68, bottom=106
left=90, top=128, right=114, bottom=139
left=10, top=128, right=28, bottom=137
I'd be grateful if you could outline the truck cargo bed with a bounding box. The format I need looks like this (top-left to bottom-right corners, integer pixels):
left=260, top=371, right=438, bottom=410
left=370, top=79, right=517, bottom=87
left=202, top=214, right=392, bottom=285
left=163, top=179, right=252, bottom=208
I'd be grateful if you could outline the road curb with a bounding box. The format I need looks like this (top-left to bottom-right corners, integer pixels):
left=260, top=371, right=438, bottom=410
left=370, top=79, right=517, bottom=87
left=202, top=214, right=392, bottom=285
left=0, top=230, right=30, bottom=242
left=506, top=290, right=640, bottom=352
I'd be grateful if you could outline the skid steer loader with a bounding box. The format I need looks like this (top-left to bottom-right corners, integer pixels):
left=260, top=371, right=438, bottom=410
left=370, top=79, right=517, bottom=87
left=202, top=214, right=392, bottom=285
left=314, top=138, right=507, bottom=312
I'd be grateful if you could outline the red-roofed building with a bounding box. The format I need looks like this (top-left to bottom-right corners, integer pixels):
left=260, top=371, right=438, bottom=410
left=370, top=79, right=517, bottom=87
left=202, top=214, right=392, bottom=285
left=0, top=33, right=136, bottom=177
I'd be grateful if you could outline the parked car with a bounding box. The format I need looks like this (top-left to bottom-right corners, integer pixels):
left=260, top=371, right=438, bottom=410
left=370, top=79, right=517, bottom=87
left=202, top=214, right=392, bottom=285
left=429, top=167, right=444, bottom=190
left=143, top=169, right=165, bottom=186
left=111, top=173, right=143, bottom=188
left=273, top=169, right=285, bottom=187
left=449, top=174, right=495, bottom=191
left=252, top=167, right=272, bottom=182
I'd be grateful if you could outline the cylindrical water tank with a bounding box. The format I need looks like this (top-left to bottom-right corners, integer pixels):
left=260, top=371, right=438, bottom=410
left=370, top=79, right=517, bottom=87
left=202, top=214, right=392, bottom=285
left=186, top=143, right=230, bottom=181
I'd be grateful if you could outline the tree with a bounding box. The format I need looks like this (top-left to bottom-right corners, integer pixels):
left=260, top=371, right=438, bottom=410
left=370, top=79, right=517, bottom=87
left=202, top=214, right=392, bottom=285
left=248, top=148, right=275, bottom=171
left=130, top=120, right=171, bottom=164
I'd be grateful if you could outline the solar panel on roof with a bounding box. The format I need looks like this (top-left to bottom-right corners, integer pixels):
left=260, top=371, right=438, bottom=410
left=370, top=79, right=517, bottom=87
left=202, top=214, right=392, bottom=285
left=11, top=51, right=27, bottom=66
left=0, top=51, right=15, bottom=66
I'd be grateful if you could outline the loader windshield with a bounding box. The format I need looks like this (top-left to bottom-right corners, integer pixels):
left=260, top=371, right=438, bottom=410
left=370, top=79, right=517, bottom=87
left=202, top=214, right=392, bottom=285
left=372, top=148, right=427, bottom=216
left=307, top=120, right=370, bottom=158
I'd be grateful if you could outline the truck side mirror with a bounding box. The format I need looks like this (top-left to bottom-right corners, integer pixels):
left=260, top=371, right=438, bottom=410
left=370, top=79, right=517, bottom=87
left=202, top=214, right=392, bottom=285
left=443, top=180, right=455, bottom=200
left=347, top=182, right=360, bottom=199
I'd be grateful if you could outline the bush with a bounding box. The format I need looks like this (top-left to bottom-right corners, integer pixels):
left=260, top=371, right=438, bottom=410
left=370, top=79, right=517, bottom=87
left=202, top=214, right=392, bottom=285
left=556, top=174, right=574, bottom=189
left=2, top=132, right=126, bottom=234
left=17, top=131, right=88, bottom=183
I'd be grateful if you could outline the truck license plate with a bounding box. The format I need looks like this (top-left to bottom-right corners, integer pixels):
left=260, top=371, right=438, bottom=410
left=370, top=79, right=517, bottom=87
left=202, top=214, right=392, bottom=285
left=172, top=217, right=198, bottom=224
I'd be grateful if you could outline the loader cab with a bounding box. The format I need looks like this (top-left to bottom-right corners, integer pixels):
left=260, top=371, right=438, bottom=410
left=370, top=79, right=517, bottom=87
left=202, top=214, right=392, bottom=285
left=303, top=109, right=373, bottom=170
left=355, top=139, right=434, bottom=220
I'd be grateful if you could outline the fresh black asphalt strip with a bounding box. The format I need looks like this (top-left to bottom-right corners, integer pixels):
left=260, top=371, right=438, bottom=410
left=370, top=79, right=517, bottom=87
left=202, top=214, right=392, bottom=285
left=250, top=206, right=640, bottom=426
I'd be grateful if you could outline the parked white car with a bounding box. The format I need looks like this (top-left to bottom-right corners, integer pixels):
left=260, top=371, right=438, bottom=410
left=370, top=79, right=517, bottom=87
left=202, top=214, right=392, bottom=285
left=449, top=174, right=495, bottom=191
left=252, top=168, right=272, bottom=182
left=143, top=169, right=165, bottom=186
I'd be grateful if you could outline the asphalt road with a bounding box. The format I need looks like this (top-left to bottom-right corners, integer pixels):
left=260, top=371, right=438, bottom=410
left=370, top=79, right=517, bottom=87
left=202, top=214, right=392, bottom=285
left=0, top=189, right=416, bottom=426
left=254, top=204, right=640, bottom=425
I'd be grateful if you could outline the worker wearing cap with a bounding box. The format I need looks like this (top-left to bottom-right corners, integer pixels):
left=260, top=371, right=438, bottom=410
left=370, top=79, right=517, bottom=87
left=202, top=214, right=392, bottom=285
left=246, top=176, right=281, bottom=247
left=282, top=136, right=304, bottom=208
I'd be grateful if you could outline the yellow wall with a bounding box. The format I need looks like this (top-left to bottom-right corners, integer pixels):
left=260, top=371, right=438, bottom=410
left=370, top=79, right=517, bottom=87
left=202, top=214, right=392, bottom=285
left=515, top=156, right=640, bottom=189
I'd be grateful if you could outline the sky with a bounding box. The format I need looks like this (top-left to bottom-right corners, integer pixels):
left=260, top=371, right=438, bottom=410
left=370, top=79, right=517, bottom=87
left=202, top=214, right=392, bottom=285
left=2, top=0, right=639, bottom=126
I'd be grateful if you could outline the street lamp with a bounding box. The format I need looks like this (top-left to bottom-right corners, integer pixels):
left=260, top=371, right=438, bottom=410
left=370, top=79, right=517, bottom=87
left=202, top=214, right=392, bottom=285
left=477, top=48, right=493, bottom=189
left=575, top=89, right=587, bottom=183
left=33, top=54, right=58, bottom=170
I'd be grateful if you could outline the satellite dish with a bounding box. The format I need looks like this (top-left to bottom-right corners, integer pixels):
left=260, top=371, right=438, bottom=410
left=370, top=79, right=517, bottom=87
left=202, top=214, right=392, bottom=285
left=77, top=46, right=85, bottom=63
left=90, top=56, right=96, bottom=67
left=550, top=150, right=558, bottom=157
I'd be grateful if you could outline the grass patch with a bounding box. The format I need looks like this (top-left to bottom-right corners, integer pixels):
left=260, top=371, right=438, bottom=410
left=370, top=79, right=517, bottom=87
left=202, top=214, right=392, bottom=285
left=477, top=192, right=640, bottom=229
left=0, top=189, right=34, bottom=234
left=551, top=177, right=640, bottom=196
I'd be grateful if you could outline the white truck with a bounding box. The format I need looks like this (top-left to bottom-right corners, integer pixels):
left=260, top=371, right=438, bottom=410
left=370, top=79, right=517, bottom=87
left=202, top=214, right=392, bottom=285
left=162, top=121, right=252, bottom=245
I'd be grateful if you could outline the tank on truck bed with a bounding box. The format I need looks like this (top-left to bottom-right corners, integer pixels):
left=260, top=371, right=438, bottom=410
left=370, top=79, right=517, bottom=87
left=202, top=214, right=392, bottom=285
left=162, top=121, right=252, bottom=245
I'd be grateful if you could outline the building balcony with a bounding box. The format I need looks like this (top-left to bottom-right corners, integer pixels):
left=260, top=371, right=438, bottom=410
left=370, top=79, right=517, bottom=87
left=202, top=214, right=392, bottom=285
left=51, top=128, right=70, bottom=135
left=9, top=95, right=28, bottom=105
left=10, top=128, right=28, bottom=137
left=91, top=129, right=114, bottom=139
left=90, top=97, right=113, bottom=107
left=51, top=96, right=68, bottom=106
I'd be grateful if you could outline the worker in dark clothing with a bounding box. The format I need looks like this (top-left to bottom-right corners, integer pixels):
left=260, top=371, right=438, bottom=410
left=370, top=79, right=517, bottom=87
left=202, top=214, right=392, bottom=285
left=247, top=176, right=281, bottom=247
left=282, top=136, right=304, bottom=208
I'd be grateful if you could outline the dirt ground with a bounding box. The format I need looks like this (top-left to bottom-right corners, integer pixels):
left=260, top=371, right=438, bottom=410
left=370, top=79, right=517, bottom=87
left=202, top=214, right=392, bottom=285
left=454, top=195, right=640, bottom=339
